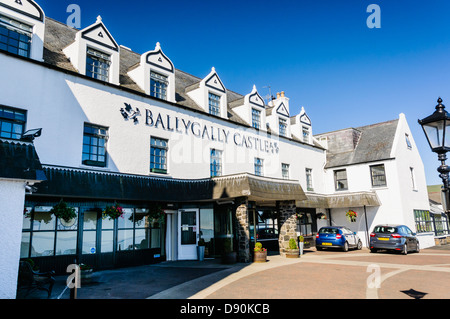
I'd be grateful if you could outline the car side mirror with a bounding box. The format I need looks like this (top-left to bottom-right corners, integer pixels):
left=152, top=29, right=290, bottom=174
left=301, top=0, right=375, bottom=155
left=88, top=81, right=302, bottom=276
left=353, top=232, right=357, bottom=235
left=412, top=232, right=416, bottom=236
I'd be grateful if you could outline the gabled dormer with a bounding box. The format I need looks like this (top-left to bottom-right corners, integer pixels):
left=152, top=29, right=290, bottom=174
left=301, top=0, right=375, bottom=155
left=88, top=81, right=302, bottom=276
left=63, top=16, right=120, bottom=85
left=0, top=0, right=45, bottom=61
left=266, top=91, right=291, bottom=137
left=186, top=67, right=228, bottom=119
left=292, top=107, right=313, bottom=144
left=128, top=42, right=175, bottom=102
left=231, top=85, right=266, bottom=130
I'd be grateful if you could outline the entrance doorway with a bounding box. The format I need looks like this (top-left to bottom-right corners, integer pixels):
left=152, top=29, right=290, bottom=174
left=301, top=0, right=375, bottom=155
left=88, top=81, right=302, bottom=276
left=177, top=209, right=199, bottom=260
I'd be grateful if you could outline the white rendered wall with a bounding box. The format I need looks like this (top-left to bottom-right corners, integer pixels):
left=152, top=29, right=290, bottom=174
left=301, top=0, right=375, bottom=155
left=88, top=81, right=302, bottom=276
left=0, top=180, right=26, bottom=299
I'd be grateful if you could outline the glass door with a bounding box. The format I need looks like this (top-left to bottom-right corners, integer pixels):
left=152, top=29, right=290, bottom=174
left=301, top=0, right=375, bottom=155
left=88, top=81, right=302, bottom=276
left=177, top=209, right=199, bottom=260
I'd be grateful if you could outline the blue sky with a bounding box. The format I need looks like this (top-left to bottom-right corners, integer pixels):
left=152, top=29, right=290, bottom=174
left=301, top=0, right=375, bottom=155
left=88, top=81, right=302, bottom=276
left=39, top=0, right=450, bottom=186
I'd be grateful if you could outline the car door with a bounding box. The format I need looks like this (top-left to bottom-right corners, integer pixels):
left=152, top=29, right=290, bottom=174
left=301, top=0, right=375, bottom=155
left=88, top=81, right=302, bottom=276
left=404, top=226, right=416, bottom=250
left=344, top=228, right=355, bottom=246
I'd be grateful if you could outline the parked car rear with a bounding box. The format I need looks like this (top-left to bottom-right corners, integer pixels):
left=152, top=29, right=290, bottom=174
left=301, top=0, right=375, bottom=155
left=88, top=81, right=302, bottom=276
left=316, top=226, right=362, bottom=252
left=370, top=225, right=420, bottom=255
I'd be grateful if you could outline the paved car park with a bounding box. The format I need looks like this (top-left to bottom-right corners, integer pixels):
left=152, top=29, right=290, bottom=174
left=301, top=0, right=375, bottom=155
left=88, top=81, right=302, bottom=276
left=20, top=246, right=450, bottom=300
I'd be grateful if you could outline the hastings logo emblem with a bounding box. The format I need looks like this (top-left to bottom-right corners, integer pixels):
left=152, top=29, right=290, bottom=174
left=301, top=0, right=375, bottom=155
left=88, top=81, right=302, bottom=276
left=120, top=103, right=141, bottom=123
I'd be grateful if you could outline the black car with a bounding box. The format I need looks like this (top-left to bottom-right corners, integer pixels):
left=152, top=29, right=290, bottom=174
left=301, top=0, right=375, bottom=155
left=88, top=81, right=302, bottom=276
left=369, top=224, right=420, bottom=255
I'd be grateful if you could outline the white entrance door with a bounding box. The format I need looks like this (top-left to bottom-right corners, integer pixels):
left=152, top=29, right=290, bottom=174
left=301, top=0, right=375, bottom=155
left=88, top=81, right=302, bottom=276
left=177, top=209, right=199, bottom=260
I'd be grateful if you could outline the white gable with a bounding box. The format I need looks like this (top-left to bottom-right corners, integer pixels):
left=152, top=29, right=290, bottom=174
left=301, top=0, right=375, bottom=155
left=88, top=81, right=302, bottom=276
left=276, top=102, right=290, bottom=117
left=248, top=89, right=265, bottom=108
left=81, top=20, right=119, bottom=52
left=205, top=72, right=226, bottom=93
left=146, top=43, right=174, bottom=73
left=0, top=0, right=44, bottom=21
left=300, top=113, right=311, bottom=126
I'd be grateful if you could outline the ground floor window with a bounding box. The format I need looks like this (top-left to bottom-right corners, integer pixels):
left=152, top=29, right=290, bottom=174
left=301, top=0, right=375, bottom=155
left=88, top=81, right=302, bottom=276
left=20, top=202, right=164, bottom=266
left=414, top=209, right=434, bottom=233
left=432, top=213, right=449, bottom=236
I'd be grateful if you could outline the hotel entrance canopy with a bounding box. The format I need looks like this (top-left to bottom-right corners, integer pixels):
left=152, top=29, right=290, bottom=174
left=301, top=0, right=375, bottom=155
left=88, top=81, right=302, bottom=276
left=34, top=166, right=307, bottom=203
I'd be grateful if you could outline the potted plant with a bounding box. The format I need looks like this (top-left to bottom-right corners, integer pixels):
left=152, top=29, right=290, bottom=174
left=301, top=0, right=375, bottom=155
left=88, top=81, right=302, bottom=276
left=285, top=238, right=299, bottom=258
left=102, top=202, right=124, bottom=220
left=79, top=263, right=93, bottom=284
left=298, top=235, right=304, bottom=255
left=197, top=238, right=206, bottom=261
left=346, top=210, right=358, bottom=223
left=50, top=200, right=77, bottom=225
left=253, top=242, right=267, bottom=263
left=221, top=238, right=236, bottom=264
left=148, top=203, right=165, bottom=226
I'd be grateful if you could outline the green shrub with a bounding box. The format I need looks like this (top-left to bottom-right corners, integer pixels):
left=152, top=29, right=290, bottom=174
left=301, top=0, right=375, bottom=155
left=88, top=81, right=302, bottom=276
left=289, top=238, right=298, bottom=249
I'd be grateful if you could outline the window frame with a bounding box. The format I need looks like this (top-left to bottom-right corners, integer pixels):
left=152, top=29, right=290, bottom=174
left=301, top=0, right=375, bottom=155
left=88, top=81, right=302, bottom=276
left=279, top=117, right=287, bottom=137
left=82, top=123, right=108, bottom=168
left=334, top=169, right=348, bottom=191
left=252, top=108, right=261, bottom=130
left=0, top=105, right=26, bottom=140
left=150, top=137, right=168, bottom=174
left=370, top=164, right=387, bottom=187
left=306, top=168, right=314, bottom=191
left=0, top=14, right=32, bottom=58
left=281, top=163, right=290, bottom=180
left=254, top=157, right=264, bottom=176
left=86, top=47, right=111, bottom=82
left=210, top=148, right=223, bottom=177
left=150, top=70, right=168, bottom=100
left=208, top=92, right=221, bottom=116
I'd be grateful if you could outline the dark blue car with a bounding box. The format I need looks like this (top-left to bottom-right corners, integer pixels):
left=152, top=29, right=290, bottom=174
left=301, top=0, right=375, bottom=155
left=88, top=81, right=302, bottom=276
left=316, top=226, right=362, bottom=252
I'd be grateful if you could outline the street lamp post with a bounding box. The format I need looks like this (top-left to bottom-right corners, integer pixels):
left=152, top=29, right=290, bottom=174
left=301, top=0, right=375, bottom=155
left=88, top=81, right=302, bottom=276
left=418, top=97, right=450, bottom=212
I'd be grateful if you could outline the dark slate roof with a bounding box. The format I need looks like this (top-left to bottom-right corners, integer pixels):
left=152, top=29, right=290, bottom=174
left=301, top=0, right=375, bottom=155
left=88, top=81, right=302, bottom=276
left=0, top=139, right=46, bottom=181
left=42, top=18, right=248, bottom=126
left=317, top=119, right=399, bottom=168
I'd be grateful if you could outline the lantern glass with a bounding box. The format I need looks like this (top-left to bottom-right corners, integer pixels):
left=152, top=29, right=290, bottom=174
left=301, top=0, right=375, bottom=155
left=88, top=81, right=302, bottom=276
left=422, top=120, right=446, bottom=150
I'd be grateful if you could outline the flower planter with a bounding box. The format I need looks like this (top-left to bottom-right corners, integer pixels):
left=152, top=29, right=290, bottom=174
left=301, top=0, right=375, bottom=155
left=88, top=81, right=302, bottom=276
left=80, top=269, right=93, bottom=284
left=253, top=251, right=267, bottom=263
left=285, top=249, right=299, bottom=258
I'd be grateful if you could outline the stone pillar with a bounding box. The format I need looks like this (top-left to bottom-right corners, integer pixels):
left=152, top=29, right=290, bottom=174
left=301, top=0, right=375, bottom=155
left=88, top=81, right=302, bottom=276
left=278, top=200, right=297, bottom=257
left=235, top=199, right=251, bottom=263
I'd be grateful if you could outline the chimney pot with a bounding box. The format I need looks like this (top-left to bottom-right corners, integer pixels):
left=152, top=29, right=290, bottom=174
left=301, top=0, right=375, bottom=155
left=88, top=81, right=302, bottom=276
left=276, top=92, right=280, bottom=99
left=281, top=91, right=285, bottom=98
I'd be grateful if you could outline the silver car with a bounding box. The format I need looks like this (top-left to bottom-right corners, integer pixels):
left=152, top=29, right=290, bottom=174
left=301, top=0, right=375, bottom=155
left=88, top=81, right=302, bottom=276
left=369, top=224, right=420, bottom=255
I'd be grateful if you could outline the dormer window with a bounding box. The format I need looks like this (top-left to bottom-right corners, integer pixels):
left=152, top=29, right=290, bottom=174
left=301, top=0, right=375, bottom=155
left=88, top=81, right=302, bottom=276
left=0, top=14, right=32, bottom=58
left=279, top=118, right=287, bottom=137
left=302, top=126, right=310, bottom=143
left=208, top=92, right=221, bottom=116
left=86, top=47, right=110, bottom=82
left=252, top=108, right=261, bottom=129
left=150, top=71, right=168, bottom=100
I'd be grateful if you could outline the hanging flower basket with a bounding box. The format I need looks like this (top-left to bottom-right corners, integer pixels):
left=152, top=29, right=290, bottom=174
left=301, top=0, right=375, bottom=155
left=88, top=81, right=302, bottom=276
left=102, top=203, right=124, bottom=220
left=346, top=210, right=358, bottom=222
left=148, top=203, right=165, bottom=226
left=50, top=200, right=77, bottom=223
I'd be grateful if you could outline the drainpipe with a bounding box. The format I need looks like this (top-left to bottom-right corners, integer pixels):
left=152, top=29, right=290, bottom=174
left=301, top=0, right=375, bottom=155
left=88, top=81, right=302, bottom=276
left=364, top=205, right=370, bottom=246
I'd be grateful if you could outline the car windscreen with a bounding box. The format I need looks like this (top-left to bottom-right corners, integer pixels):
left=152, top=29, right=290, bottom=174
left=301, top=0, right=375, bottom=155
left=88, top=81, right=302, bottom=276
left=373, top=226, right=398, bottom=233
left=319, top=228, right=339, bottom=234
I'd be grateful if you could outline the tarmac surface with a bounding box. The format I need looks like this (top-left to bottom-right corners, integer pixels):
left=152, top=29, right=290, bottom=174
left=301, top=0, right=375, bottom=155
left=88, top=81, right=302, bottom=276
left=18, top=245, right=450, bottom=300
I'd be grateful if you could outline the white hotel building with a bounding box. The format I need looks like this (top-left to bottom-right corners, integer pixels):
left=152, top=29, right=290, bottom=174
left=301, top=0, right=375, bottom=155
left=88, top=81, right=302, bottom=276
left=0, top=0, right=434, bottom=298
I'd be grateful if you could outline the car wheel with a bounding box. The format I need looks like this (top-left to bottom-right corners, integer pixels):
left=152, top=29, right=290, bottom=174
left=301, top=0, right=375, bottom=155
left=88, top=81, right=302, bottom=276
left=357, top=240, right=362, bottom=250
left=370, top=248, right=377, bottom=253
left=343, top=242, right=349, bottom=252
left=415, top=242, right=420, bottom=253
left=402, top=244, right=408, bottom=255
left=316, top=246, right=323, bottom=251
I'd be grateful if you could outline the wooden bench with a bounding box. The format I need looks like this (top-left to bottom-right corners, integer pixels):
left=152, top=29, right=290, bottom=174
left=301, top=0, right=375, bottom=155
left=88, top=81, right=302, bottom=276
left=17, top=261, right=55, bottom=299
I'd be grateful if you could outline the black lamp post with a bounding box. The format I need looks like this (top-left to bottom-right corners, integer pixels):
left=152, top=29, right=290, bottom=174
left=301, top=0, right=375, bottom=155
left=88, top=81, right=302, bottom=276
left=418, top=97, right=450, bottom=212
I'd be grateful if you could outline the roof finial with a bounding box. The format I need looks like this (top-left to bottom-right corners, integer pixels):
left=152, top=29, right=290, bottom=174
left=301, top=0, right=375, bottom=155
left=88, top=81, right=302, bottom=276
left=96, top=15, right=102, bottom=23
left=155, top=42, right=161, bottom=50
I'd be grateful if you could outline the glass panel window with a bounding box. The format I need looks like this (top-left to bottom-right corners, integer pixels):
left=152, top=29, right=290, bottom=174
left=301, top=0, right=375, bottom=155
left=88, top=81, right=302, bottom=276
left=279, top=118, right=287, bottom=137
left=282, top=163, right=289, bottom=179
left=252, top=108, right=261, bottom=129
left=334, top=169, right=348, bottom=191
left=208, top=93, right=221, bottom=116
left=370, top=164, right=387, bottom=187
left=306, top=168, right=313, bottom=191
left=101, top=230, right=114, bottom=253
left=117, top=229, right=134, bottom=251
left=0, top=106, right=26, bottom=140
left=303, top=127, right=310, bottom=143
left=254, top=158, right=264, bottom=176
left=0, top=15, right=32, bottom=58
left=405, top=134, right=412, bottom=149
left=414, top=210, right=433, bottom=233
left=210, top=149, right=223, bottom=177
left=55, top=231, right=77, bottom=256
left=150, top=137, right=168, bottom=173
left=20, top=232, right=30, bottom=258
left=150, top=71, right=168, bottom=100
left=135, top=228, right=151, bottom=249
left=31, top=232, right=55, bottom=257
left=82, top=123, right=108, bottom=167
left=86, top=47, right=111, bottom=82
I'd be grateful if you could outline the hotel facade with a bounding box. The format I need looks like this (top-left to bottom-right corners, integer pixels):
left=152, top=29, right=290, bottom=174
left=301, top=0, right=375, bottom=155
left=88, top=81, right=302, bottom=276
left=0, top=0, right=435, bottom=298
